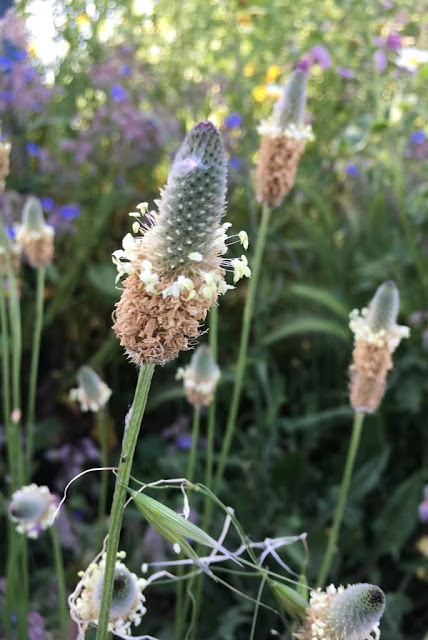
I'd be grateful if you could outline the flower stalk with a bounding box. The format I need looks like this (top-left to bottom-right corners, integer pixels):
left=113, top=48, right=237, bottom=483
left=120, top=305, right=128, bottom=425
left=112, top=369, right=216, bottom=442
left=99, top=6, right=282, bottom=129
left=50, top=525, right=68, bottom=640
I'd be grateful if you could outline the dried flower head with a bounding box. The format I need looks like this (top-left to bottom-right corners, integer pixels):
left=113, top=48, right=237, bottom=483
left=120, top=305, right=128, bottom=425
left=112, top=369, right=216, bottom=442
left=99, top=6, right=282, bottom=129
left=70, top=366, right=112, bottom=412
left=349, top=281, right=410, bottom=413
left=16, top=197, right=55, bottom=268
left=113, top=121, right=250, bottom=365
left=176, top=344, right=220, bottom=407
left=8, top=484, right=58, bottom=539
left=0, top=139, right=11, bottom=191
left=0, top=227, right=21, bottom=276
left=255, top=69, right=313, bottom=207
left=69, top=551, right=147, bottom=636
left=295, top=583, right=386, bottom=640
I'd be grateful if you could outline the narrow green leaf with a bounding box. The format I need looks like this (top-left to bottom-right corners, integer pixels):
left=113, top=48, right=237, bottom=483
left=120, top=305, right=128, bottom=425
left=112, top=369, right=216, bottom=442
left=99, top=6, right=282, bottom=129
left=288, top=283, right=349, bottom=319
left=263, top=316, right=349, bottom=346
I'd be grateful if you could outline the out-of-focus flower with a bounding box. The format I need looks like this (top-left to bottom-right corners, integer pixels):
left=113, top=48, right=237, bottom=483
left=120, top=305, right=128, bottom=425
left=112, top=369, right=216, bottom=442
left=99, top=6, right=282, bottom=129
left=336, top=67, right=354, bottom=79
left=46, top=437, right=100, bottom=492
left=243, top=62, right=255, bottom=77
left=296, top=44, right=331, bottom=71
left=345, top=163, right=359, bottom=178
left=0, top=222, right=21, bottom=276
left=417, top=536, right=428, bottom=557
left=374, top=49, right=388, bottom=72
left=121, top=64, right=131, bottom=76
left=349, top=281, right=410, bottom=413
left=396, top=47, right=428, bottom=72
left=69, top=552, right=147, bottom=636
left=110, top=84, right=127, bottom=102
left=295, top=583, right=386, bottom=640
left=176, top=344, right=221, bottom=407
left=16, top=196, right=55, bottom=268
left=59, top=203, right=80, bottom=221
left=70, top=366, right=112, bottom=412
left=26, top=141, right=41, bottom=157
left=419, top=486, right=428, bottom=523
left=375, top=32, right=402, bottom=51
left=224, top=113, right=242, bottom=128
left=8, top=484, right=58, bottom=539
left=41, top=196, right=54, bottom=212
left=28, top=612, right=47, bottom=640
left=410, top=130, right=427, bottom=145
left=252, top=84, right=267, bottom=102
left=0, top=138, right=10, bottom=190
left=265, top=64, right=281, bottom=82
left=229, top=156, right=241, bottom=170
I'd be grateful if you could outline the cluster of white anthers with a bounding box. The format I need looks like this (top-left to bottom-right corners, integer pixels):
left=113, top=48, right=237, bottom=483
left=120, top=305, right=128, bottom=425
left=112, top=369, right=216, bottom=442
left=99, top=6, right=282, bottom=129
left=308, top=585, right=380, bottom=640
left=70, top=375, right=112, bottom=412
left=349, top=308, right=410, bottom=352
left=8, top=484, right=57, bottom=539
left=16, top=222, right=54, bottom=244
left=257, top=120, right=314, bottom=141
left=69, top=551, right=147, bottom=637
left=112, top=203, right=250, bottom=300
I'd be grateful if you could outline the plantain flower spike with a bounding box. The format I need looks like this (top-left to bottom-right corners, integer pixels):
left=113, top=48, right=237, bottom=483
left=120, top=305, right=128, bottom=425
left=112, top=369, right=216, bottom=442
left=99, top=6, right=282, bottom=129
left=255, top=68, right=313, bottom=207
left=69, top=551, right=147, bottom=636
left=295, top=583, right=386, bottom=640
left=8, top=484, right=58, bottom=539
left=349, top=281, right=410, bottom=413
left=113, top=121, right=250, bottom=365
left=0, top=226, right=21, bottom=276
left=0, top=137, right=11, bottom=191
left=176, top=344, right=220, bottom=407
left=16, top=196, right=54, bottom=268
left=70, top=365, right=112, bottom=412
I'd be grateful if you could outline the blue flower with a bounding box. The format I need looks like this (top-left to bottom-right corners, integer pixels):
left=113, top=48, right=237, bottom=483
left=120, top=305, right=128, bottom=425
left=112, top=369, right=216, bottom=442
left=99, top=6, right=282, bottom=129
left=41, top=197, right=55, bottom=212
left=110, top=85, right=127, bottom=102
left=59, top=204, right=80, bottom=221
left=410, top=130, right=426, bottom=145
left=345, top=163, right=359, bottom=177
left=13, top=49, right=28, bottom=62
left=177, top=435, right=193, bottom=451
left=0, top=56, right=13, bottom=72
left=121, top=64, right=131, bottom=77
left=0, top=91, right=13, bottom=102
left=26, top=142, right=41, bottom=157
left=229, top=156, right=241, bottom=170
left=224, top=112, right=242, bottom=128
left=6, top=226, right=16, bottom=241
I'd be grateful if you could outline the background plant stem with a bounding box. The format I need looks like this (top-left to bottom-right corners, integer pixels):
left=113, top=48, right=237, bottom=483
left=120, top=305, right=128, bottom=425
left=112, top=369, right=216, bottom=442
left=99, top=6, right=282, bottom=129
left=50, top=526, right=68, bottom=640
left=95, top=363, right=155, bottom=640
left=97, top=408, right=109, bottom=548
left=317, top=411, right=365, bottom=587
left=26, top=266, right=45, bottom=476
left=214, top=204, right=271, bottom=494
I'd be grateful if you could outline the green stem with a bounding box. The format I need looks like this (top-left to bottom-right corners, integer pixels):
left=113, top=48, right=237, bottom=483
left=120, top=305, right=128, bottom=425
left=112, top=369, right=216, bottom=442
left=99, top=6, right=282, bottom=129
left=95, top=363, right=155, bottom=640
left=26, top=267, right=46, bottom=476
left=50, top=526, right=68, bottom=640
left=214, top=204, right=271, bottom=493
left=0, top=285, right=14, bottom=487
left=317, top=412, right=365, bottom=587
left=97, top=408, right=109, bottom=548
left=205, top=305, right=218, bottom=494
left=187, top=407, right=201, bottom=484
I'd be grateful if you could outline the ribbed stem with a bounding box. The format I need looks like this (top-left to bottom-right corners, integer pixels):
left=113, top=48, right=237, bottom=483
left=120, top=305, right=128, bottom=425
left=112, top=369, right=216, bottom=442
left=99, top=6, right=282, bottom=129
left=317, top=412, right=365, bottom=587
left=26, top=266, right=45, bottom=476
left=187, top=407, right=201, bottom=483
left=0, top=285, right=14, bottom=486
left=97, top=408, right=109, bottom=548
left=214, top=205, right=271, bottom=493
left=50, top=526, right=68, bottom=640
left=95, top=363, right=155, bottom=640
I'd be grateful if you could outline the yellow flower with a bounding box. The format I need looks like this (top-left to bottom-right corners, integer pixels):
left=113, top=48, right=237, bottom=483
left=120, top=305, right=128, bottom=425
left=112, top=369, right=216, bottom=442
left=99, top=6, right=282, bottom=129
left=244, top=63, right=255, bottom=77
left=252, top=85, right=267, bottom=103
left=265, top=64, right=281, bottom=82
left=237, top=13, right=251, bottom=27
left=76, top=13, right=90, bottom=27
left=26, top=44, right=37, bottom=58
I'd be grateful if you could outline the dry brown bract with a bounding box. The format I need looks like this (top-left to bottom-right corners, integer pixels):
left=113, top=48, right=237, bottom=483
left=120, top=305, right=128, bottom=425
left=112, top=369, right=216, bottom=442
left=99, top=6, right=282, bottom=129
left=19, top=230, right=54, bottom=269
left=113, top=273, right=215, bottom=365
left=349, top=341, right=393, bottom=414
left=0, top=141, right=11, bottom=192
left=255, top=134, right=305, bottom=207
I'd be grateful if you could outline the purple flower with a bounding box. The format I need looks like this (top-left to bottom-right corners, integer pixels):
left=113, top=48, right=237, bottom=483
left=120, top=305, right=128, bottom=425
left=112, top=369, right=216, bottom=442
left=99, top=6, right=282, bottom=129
left=41, top=196, right=55, bottom=212
left=177, top=435, right=193, bottom=450
left=0, top=90, right=13, bottom=101
left=28, top=612, right=47, bottom=640
left=110, top=84, right=127, bottom=102
left=295, top=56, right=311, bottom=72
left=374, top=49, right=387, bottom=72
left=26, top=141, right=41, bottom=157
left=59, top=203, right=80, bottom=221
left=224, top=112, right=242, bottom=128
left=345, top=163, right=359, bottom=177
left=385, top=32, right=401, bottom=50
left=419, top=486, right=428, bottom=523
left=410, top=130, right=426, bottom=145
left=121, top=64, right=131, bottom=76
left=229, top=156, right=241, bottom=170
left=309, top=44, right=331, bottom=69
left=336, top=67, right=354, bottom=79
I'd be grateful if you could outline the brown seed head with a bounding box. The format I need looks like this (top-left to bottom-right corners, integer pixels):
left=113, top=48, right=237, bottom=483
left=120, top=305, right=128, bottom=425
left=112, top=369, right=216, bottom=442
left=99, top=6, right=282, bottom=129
left=255, top=134, right=305, bottom=207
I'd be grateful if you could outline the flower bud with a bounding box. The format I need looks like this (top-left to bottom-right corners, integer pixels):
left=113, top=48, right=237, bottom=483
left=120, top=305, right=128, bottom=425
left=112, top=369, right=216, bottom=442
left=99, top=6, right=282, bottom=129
left=0, top=138, right=11, bottom=191
left=8, top=484, right=58, bottom=539
left=69, top=552, right=147, bottom=635
left=295, top=583, right=386, bottom=640
left=177, top=344, right=220, bottom=407
left=113, top=122, right=250, bottom=366
left=255, top=69, right=313, bottom=207
left=349, top=281, right=409, bottom=413
left=17, top=197, right=54, bottom=268
left=70, top=365, right=112, bottom=412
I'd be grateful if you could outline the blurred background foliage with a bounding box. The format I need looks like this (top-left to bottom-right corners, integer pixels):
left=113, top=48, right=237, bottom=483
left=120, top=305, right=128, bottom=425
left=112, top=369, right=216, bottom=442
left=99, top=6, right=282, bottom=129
left=1, top=0, right=428, bottom=637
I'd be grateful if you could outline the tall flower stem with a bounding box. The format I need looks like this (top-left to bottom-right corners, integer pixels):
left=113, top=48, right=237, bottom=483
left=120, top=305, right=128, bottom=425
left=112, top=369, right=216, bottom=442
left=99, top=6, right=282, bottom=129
left=187, top=407, right=201, bottom=484
left=0, top=285, right=14, bottom=486
left=26, top=266, right=46, bottom=475
left=50, top=526, right=68, bottom=640
left=97, top=408, right=109, bottom=547
left=204, top=305, right=218, bottom=494
left=317, top=412, right=365, bottom=587
left=95, top=363, right=155, bottom=640
left=214, top=204, right=271, bottom=494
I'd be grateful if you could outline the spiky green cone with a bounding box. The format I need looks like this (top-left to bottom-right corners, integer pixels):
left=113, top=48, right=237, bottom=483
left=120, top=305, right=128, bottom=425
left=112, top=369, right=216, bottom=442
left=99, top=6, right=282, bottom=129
left=366, top=281, right=399, bottom=334
left=189, top=344, right=219, bottom=383
left=154, top=121, right=227, bottom=272
left=22, top=196, right=45, bottom=232
left=329, top=584, right=386, bottom=640
left=273, top=69, right=308, bottom=129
